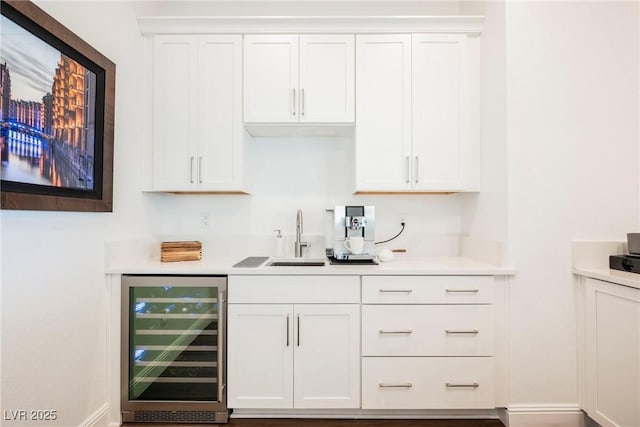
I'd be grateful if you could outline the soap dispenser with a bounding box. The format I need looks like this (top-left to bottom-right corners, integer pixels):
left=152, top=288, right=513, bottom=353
left=274, top=229, right=284, bottom=258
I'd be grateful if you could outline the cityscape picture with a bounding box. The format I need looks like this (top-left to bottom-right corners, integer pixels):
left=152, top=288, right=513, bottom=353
left=0, top=13, right=97, bottom=191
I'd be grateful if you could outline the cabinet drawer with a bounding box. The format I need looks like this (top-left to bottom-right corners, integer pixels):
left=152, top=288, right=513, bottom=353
left=362, top=305, right=494, bottom=356
left=362, top=357, right=495, bottom=409
left=362, top=276, right=494, bottom=304
left=228, top=275, right=359, bottom=303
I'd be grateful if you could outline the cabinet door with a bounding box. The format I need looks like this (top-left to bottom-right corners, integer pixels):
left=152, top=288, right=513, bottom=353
left=197, top=35, right=244, bottom=191
left=299, top=35, right=354, bottom=123
left=227, top=304, right=293, bottom=408
left=243, top=35, right=299, bottom=123
left=355, top=35, right=412, bottom=191
left=151, top=35, right=198, bottom=191
left=412, top=34, right=476, bottom=191
left=585, top=279, right=640, bottom=427
left=293, top=304, right=360, bottom=408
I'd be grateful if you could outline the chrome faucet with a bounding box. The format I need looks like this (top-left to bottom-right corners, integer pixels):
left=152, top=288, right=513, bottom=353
left=294, top=209, right=310, bottom=258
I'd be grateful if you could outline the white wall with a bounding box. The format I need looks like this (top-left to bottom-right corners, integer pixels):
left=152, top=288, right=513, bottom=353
left=504, top=0, right=639, bottom=414
left=459, top=1, right=508, bottom=245
left=1, top=2, right=149, bottom=426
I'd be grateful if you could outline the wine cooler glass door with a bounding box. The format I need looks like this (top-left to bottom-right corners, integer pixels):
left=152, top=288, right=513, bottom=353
left=128, top=281, right=221, bottom=402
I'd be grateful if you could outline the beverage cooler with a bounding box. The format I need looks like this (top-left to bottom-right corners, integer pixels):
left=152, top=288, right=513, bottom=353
left=121, top=275, right=228, bottom=423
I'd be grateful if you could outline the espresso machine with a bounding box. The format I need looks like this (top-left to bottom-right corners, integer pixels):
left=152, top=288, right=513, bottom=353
left=328, top=205, right=377, bottom=264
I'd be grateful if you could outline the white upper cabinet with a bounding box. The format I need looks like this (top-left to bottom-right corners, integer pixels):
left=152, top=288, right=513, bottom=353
left=355, top=33, right=479, bottom=193
left=412, top=33, right=478, bottom=191
left=243, top=34, right=354, bottom=124
left=151, top=35, right=198, bottom=191
left=355, top=35, right=412, bottom=191
left=149, top=34, right=244, bottom=192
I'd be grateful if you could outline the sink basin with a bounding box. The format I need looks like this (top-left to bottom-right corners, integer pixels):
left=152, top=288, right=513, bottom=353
left=268, top=258, right=326, bottom=267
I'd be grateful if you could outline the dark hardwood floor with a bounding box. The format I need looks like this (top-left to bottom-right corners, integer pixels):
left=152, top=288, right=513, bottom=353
left=125, top=418, right=505, bottom=427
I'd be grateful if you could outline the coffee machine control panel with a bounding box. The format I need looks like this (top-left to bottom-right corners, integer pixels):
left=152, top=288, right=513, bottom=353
left=346, top=216, right=367, bottom=231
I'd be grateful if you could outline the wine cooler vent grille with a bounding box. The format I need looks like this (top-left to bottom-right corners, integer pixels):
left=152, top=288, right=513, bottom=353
left=134, top=410, right=217, bottom=423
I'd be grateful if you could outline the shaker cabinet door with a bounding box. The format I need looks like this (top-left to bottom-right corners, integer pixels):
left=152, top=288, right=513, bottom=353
left=293, top=304, right=360, bottom=408
left=197, top=35, right=244, bottom=191
left=227, top=304, right=294, bottom=408
left=299, top=35, right=354, bottom=123
left=412, top=33, right=478, bottom=191
left=243, top=35, right=299, bottom=123
left=355, top=35, right=412, bottom=191
left=151, top=35, right=198, bottom=191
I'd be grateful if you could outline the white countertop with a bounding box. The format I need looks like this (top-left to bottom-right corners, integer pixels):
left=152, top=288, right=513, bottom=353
left=572, top=241, right=640, bottom=290
left=573, top=267, right=640, bottom=290
left=106, top=255, right=514, bottom=276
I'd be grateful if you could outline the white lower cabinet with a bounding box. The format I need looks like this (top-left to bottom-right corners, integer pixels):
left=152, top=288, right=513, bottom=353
left=227, top=276, right=360, bottom=409
left=583, top=278, right=640, bottom=427
left=362, top=357, right=495, bottom=409
left=361, top=275, right=497, bottom=410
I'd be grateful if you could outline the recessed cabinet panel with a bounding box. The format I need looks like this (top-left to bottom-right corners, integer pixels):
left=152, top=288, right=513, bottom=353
left=243, top=35, right=299, bottom=123
left=299, top=35, right=354, bottom=123
left=355, top=35, right=412, bottom=191
left=227, top=304, right=294, bottom=408
left=152, top=36, right=198, bottom=191
left=412, top=34, right=464, bottom=189
left=198, top=36, right=243, bottom=190
left=294, top=304, right=360, bottom=408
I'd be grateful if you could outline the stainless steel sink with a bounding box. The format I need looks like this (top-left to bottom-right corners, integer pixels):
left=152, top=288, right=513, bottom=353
left=268, top=258, right=326, bottom=267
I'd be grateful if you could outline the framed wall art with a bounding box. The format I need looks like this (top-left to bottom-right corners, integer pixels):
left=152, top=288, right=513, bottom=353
left=0, top=0, right=115, bottom=211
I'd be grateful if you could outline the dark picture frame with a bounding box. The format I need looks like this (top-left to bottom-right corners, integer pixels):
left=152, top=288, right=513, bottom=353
left=0, top=0, right=115, bottom=212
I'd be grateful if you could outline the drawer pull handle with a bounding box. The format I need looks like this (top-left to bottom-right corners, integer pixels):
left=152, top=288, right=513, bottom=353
left=379, top=383, right=412, bottom=388
left=445, top=329, right=479, bottom=334
left=445, top=289, right=479, bottom=293
left=379, top=330, right=413, bottom=334
left=445, top=382, right=479, bottom=388
left=379, top=289, right=413, bottom=293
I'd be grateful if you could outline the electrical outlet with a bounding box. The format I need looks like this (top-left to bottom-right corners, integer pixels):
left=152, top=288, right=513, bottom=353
left=200, top=212, right=211, bottom=229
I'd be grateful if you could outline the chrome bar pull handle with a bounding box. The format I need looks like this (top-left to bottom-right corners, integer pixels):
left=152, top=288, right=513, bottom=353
left=405, top=156, right=410, bottom=184
left=292, top=88, right=296, bottom=116
left=379, top=330, right=413, bottom=334
left=198, top=156, right=203, bottom=183
left=301, top=88, right=305, bottom=116
left=286, top=314, right=290, bottom=347
left=445, top=329, right=479, bottom=335
left=379, top=289, right=413, bottom=293
left=296, top=314, right=300, bottom=346
left=445, top=289, right=480, bottom=293
left=379, top=383, right=412, bottom=388
left=189, top=156, right=194, bottom=184
left=414, top=156, right=419, bottom=183
left=445, top=382, right=479, bottom=388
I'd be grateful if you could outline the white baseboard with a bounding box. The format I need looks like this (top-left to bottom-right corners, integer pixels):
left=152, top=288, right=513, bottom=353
left=505, top=404, right=585, bottom=427
left=79, top=404, right=109, bottom=427
left=231, top=408, right=501, bottom=419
